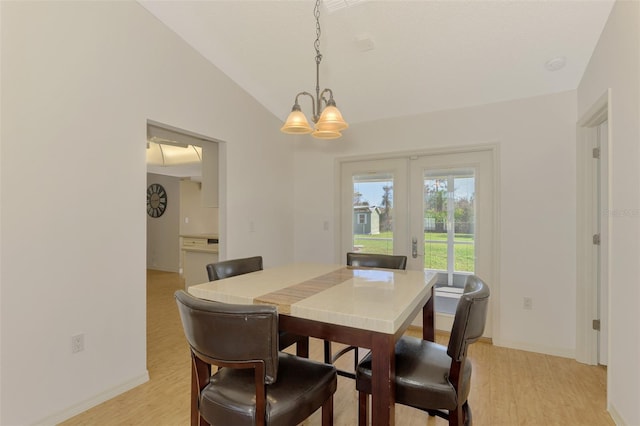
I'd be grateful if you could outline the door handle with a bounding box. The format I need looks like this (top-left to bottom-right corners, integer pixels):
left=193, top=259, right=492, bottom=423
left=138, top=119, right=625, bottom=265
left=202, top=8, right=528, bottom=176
left=412, top=237, right=418, bottom=258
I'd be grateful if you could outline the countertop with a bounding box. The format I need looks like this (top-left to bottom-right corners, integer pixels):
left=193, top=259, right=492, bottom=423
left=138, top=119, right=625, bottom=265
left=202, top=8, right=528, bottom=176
left=180, top=234, right=219, bottom=240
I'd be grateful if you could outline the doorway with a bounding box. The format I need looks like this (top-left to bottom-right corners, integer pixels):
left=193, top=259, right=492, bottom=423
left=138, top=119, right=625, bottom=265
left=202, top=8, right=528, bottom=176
left=576, top=90, right=610, bottom=367
left=145, top=121, right=221, bottom=277
left=339, top=147, right=497, bottom=335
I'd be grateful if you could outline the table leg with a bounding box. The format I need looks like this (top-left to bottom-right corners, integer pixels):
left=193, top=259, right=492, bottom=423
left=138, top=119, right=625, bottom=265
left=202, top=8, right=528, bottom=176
left=423, top=286, right=435, bottom=342
left=370, top=333, right=396, bottom=426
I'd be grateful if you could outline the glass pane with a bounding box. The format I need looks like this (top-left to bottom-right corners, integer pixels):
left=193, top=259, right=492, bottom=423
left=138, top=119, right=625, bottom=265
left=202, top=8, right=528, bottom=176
left=423, top=176, right=449, bottom=271
left=453, top=174, right=475, bottom=272
left=423, top=169, right=475, bottom=274
left=352, top=173, right=393, bottom=255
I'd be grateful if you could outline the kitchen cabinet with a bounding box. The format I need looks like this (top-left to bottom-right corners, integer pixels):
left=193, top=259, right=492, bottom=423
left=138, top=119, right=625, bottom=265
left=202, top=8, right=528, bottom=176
left=181, top=234, right=218, bottom=288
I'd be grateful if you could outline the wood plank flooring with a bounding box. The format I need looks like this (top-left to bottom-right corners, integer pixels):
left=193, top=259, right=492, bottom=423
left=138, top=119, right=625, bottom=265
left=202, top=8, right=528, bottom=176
left=61, top=270, right=613, bottom=425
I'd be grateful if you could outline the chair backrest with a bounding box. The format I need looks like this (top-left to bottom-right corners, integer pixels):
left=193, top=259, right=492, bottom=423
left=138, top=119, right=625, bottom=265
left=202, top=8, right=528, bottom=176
left=447, top=275, right=490, bottom=361
left=206, top=256, right=263, bottom=281
left=346, top=252, right=407, bottom=270
left=174, top=290, right=279, bottom=383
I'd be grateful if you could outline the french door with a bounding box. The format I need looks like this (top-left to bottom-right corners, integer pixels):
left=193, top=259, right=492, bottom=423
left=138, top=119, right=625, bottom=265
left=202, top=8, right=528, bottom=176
left=340, top=149, right=495, bottom=335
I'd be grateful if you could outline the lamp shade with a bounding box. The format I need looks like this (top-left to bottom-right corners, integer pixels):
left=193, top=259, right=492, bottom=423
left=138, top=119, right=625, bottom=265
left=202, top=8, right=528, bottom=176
left=315, top=105, right=348, bottom=132
left=281, top=109, right=313, bottom=134
left=312, top=129, right=342, bottom=139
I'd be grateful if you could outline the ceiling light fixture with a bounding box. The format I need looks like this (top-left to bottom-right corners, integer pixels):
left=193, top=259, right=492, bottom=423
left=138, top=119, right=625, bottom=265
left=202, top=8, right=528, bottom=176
left=146, top=141, right=202, bottom=166
left=280, top=0, right=348, bottom=140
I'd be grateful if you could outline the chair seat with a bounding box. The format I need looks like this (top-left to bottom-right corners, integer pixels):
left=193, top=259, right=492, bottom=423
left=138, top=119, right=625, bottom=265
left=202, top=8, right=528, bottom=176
left=356, top=336, right=472, bottom=411
left=201, top=352, right=337, bottom=426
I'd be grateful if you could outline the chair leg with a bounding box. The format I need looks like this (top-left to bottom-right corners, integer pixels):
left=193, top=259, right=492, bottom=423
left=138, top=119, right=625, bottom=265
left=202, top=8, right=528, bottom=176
left=324, top=340, right=332, bottom=364
left=296, top=337, right=309, bottom=358
left=449, top=403, right=464, bottom=426
left=358, top=391, right=368, bottom=426
left=353, top=347, right=359, bottom=372
left=191, top=362, right=199, bottom=426
left=322, top=395, right=334, bottom=426
left=463, top=402, right=472, bottom=426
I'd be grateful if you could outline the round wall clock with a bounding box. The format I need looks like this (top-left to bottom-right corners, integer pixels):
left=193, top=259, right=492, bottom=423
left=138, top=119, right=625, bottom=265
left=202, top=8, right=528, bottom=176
left=147, top=183, right=167, bottom=218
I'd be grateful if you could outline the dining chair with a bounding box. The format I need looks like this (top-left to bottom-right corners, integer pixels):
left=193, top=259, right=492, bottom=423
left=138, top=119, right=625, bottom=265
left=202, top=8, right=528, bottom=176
left=355, top=275, right=490, bottom=426
left=175, top=290, right=337, bottom=426
left=206, top=255, right=264, bottom=281
left=206, top=256, right=309, bottom=357
left=346, top=252, right=408, bottom=270
left=324, top=252, right=408, bottom=378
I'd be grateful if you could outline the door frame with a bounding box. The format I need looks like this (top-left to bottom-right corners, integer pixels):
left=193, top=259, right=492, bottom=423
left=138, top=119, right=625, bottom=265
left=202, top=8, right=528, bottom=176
left=334, top=144, right=500, bottom=340
left=576, top=89, right=611, bottom=366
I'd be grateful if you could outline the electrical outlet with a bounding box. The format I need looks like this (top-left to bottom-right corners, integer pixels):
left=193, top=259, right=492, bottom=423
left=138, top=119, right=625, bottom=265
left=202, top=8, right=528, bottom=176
left=523, top=297, right=533, bottom=310
left=71, top=334, right=85, bottom=353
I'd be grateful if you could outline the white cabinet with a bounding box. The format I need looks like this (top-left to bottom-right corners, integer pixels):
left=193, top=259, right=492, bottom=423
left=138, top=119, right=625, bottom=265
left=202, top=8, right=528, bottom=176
left=181, top=235, right=218, bottom=288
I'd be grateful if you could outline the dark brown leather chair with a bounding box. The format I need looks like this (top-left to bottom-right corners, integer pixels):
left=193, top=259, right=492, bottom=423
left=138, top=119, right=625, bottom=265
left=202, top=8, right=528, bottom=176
left=175, top=290, right=337, bottom=426
left=206, top=256, right=264, bottom=281
left=355, top=275, right=490, bottom=426
left=206, top=256, right=309, bottom=357
left=346, top=252, right=408, bottom=270
left=324, top=252, right=408, bottom=378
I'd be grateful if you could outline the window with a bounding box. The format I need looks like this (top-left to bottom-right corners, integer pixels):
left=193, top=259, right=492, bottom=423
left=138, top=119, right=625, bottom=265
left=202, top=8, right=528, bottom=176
left=423, top=169, right=475, bottom=284
left=352, top=173, right=394, bottom=254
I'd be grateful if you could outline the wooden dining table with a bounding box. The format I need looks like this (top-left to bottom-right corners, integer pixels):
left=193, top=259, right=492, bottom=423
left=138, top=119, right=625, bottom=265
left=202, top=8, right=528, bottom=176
left=188, top=262, right=437, bottom=426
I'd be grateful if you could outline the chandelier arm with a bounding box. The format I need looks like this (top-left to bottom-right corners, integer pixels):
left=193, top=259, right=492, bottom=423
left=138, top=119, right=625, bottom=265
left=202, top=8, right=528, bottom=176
left=295, top=91, right=318, bottom=122
left=319, top=88, right=334, bottom=108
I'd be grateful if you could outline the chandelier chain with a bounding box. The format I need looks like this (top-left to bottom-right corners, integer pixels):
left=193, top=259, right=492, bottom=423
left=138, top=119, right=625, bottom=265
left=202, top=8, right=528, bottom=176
left=314, top=0, right=322, bottom=65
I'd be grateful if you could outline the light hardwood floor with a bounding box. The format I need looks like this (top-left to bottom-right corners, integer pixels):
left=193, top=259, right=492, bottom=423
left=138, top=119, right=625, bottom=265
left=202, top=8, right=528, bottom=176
left=61, top=270, right=613, bottom=425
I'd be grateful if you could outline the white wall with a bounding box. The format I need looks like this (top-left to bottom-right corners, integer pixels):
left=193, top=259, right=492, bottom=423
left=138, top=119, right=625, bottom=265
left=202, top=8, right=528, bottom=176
left=146, top=173, right=180, bottom=272
left=293, top=90, right=578, bottom=357
left=577, top=1, right=640, bottom=424
left=0, top=1, right=293, bottom=424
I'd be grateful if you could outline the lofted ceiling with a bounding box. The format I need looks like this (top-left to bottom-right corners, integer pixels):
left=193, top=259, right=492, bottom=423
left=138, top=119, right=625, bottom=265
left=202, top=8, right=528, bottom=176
left=138, top=0, right=614, bottom=126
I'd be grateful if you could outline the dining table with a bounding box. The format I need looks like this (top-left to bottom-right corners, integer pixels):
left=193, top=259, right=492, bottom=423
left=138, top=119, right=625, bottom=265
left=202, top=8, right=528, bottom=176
left=188, top=262, right=437, bottom=426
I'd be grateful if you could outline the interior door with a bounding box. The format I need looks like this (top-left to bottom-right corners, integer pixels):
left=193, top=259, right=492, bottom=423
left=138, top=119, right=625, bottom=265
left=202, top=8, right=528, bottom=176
left=595, top=121, right=609, bottom=365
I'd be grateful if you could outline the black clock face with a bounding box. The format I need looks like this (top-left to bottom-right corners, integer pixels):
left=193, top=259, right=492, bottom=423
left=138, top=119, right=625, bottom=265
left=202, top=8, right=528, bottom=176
left=147, top=184, right=167, bottom=218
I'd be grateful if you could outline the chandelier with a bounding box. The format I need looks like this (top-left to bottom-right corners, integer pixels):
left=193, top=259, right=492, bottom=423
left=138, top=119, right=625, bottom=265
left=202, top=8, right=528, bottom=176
left=280, top=0, right=348, bottom=139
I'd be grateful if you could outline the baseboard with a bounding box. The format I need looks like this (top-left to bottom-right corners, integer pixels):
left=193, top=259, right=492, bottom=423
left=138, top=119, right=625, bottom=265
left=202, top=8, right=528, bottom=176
left=34, top=371, right=149, bottom=425
left=608, top=401, right=627, bottom=425
left=407, top=325, right=493, bottom=344
left=493, top=338, right=575, bottom=359
left=147, top=265, right=179, bottom=273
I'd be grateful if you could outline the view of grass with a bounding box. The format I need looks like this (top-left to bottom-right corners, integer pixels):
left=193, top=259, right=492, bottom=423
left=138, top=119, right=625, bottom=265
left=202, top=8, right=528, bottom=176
left=353, top=232, right=474, bottom=271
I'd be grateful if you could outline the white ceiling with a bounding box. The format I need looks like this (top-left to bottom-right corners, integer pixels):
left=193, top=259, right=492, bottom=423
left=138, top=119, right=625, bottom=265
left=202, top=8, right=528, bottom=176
left=138, top=0, right=614, bottom=125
